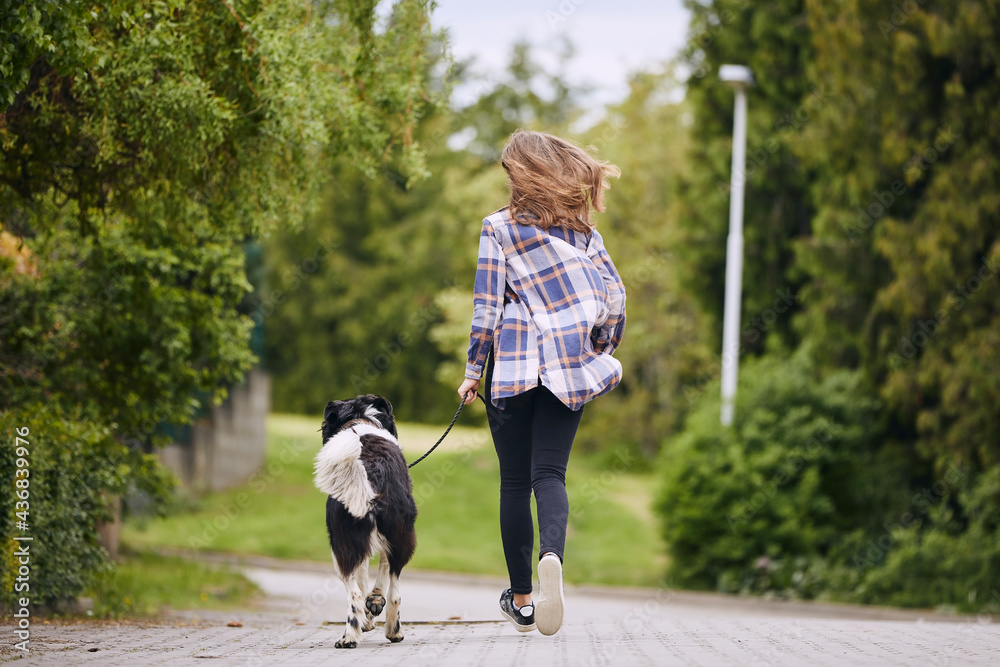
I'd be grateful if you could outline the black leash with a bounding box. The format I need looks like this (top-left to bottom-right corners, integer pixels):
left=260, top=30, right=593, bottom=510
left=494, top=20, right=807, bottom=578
left=407, top=392, right=486, bottom=469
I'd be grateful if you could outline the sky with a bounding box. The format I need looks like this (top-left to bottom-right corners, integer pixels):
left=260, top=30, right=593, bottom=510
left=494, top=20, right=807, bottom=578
left=430, top=0, right=692, bottom=112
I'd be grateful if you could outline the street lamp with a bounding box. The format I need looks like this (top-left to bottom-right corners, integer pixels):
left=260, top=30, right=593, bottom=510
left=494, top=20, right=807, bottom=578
left=718, top=64, right=754, bottom=427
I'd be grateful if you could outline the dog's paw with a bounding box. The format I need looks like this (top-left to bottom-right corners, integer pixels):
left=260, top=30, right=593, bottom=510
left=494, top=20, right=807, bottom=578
left=334, top=637, right=358, bottom=649
left=366, top=592, right=386, bottom=617
left=385, top=618, right=403, bottom=643
left=362, top=617, right=376, bottom=632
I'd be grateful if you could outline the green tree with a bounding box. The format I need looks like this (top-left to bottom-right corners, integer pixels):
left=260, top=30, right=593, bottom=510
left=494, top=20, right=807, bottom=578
left=657, top=0, right=1000, bottom=610
left=454, top=38, right=579, bottom=161
left=676, top=0, right=816, bottom=356
left=576, top=70, right=712, bottom=454
left=1, top=0, right=436, bottom=605
left=263, top=41, right=583, bottom=421
left=789, top=0, right=1000, bottom=606
left=795, top=0, right=1000, bottom=469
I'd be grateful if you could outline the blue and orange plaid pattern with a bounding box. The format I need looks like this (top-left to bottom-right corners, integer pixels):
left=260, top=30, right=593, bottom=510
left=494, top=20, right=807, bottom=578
left=465, top=207, right=626, bottom=411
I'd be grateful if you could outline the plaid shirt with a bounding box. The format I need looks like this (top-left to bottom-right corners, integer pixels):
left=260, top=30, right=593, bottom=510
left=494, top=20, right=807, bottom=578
left=465, top=207, right=626, bottom=411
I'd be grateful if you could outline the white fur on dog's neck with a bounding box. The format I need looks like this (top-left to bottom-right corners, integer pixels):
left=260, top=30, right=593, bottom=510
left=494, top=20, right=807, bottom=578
left=314, top=422, right=400, bottom=519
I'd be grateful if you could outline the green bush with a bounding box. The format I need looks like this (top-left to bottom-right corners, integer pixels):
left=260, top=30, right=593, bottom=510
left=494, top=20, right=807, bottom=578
left=655, top=350, right=910, bottom=595
left=1, top=406, right=174, bottom=609
left=856, top=467, right=1000, bottom=612
left=656, top=351, right=1000, bottom=611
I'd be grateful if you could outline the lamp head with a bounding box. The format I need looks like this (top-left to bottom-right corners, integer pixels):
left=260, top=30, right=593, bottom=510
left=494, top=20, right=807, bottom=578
left=719, top=64, right=755, bottom=88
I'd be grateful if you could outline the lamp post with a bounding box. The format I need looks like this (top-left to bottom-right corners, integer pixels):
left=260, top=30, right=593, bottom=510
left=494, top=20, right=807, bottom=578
left=718, top=64, right=754, bottom=427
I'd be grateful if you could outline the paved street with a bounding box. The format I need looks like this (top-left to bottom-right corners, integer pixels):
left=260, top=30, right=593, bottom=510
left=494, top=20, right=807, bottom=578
left=3, top=557, right=999, bottom=666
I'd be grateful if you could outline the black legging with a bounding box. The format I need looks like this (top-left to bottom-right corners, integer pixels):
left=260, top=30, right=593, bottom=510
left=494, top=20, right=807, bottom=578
left=484, top=353, right=584, bottom=595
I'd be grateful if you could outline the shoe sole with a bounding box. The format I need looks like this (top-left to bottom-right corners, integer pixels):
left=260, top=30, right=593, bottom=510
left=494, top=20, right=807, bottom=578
left=500, top=606, right=536, bottom=633
left=535, top=557, right=564, bottom=636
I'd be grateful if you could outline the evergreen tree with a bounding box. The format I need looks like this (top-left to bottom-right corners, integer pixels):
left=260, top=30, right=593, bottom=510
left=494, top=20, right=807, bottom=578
left=676, top=0, right=816, bottom=356
left=796, top=0, right=1000, bottom=471
left=658, top=0, right=1000, bottom=608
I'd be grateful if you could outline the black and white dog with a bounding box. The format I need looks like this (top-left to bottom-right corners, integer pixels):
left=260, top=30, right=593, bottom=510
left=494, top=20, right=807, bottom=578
left=314, top=395, right=417, bottom=648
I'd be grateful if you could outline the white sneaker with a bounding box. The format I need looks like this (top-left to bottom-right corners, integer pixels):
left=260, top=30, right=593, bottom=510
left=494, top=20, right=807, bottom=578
left=535, top=553, right=564, bottom=636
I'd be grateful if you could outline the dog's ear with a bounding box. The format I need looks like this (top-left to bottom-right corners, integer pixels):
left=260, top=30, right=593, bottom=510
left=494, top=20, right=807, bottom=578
left=370, top=395, right=397, bottom=437
left=372, top=396, right=393, bottom=417
left=324, top=400, right=342, bottom=422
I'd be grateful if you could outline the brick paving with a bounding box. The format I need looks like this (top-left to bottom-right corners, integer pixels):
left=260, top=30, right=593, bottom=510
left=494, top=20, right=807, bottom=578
left=3, top=560, right=998, bottom=666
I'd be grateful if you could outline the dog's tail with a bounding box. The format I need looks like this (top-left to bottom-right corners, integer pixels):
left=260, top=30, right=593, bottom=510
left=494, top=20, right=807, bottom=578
left=314, top=430, right=376, bottom=519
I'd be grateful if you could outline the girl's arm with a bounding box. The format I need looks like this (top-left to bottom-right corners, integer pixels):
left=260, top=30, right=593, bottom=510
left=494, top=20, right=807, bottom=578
left=588, top=229, right=626, bottom=355
left=465, top=217, right=506, bottom=379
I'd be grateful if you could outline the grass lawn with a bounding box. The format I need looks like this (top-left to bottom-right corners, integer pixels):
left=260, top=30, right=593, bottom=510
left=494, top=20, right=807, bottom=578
left=123, top=413, right=666, bottom=588
left=84, top=548, right=260, bottom=617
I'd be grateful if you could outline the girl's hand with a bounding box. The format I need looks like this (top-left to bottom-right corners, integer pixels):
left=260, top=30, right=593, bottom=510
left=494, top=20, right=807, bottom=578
left=458, top=378, right=480, bottom=405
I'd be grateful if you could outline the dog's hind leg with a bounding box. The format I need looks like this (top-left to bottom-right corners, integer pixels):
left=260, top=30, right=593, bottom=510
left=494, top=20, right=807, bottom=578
left=366, top=551, right=389, bottom=620
left=356, top=565, right=378, bottom=632
left=334, top=567, right=367, bottom=649
left=384, top=571, right=404, bottom=643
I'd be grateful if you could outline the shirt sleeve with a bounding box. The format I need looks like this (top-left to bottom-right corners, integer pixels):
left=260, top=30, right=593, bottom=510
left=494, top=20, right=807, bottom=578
left=587, top=229, right=626, bottom=356
left=465, top=217, right=506, bottom=379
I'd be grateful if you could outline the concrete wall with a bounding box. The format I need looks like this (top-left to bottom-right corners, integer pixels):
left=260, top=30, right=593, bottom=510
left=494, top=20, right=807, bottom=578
left=159, top=369, right=270, bottom=491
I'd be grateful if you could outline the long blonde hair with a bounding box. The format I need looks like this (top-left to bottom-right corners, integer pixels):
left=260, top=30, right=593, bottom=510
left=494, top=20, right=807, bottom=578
left=500, top=130, right=620, bottom=233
